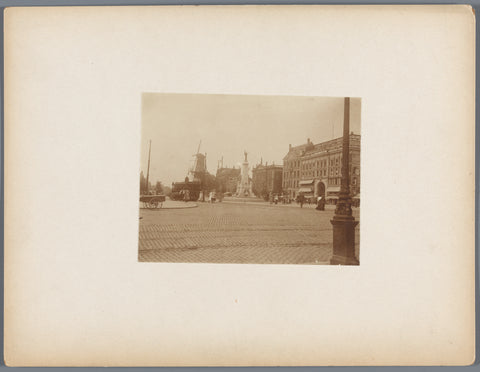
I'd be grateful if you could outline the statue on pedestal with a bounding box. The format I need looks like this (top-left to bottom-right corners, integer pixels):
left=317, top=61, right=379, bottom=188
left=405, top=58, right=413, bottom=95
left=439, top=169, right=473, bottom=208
left=236, top=150, right=253, bottom=197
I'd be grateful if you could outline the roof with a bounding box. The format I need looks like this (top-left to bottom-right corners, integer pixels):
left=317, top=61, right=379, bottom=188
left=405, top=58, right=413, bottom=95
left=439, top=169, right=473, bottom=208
left=283, top=134, right=361, bottom=160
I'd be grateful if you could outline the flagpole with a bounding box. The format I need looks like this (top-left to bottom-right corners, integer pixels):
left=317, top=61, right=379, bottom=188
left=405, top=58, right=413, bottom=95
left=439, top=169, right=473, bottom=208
left=145, top=140, right=151, bottom=195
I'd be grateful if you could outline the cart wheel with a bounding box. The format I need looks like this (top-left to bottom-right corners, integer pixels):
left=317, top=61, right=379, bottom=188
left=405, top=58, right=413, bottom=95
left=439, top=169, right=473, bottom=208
left=148, top=200, right=159, bottom=209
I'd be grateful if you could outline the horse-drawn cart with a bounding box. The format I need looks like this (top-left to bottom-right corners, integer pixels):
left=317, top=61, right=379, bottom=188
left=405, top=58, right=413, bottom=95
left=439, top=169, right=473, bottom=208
left=140, top=195, right=166, bottom=209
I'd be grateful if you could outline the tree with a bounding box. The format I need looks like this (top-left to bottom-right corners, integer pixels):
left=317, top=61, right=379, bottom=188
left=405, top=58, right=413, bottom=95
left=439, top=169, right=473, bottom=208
left=203, top=173, right=217, bottom=193
left=163, top=186, right=172, bottom=197
left=155, top=181, right=163, bottom=195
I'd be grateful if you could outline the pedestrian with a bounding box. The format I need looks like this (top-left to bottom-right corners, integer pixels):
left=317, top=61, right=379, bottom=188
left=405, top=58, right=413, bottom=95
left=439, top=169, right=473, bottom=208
left=316, top=196, right=325, bottom=211
left=298, top=194, right=305, bottom=208
left=274, top=195, right=278, bottom=205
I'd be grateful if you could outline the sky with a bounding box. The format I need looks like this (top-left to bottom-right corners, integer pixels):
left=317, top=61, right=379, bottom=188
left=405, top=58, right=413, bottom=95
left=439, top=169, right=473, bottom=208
left=141, top=93, right=361, bottom=186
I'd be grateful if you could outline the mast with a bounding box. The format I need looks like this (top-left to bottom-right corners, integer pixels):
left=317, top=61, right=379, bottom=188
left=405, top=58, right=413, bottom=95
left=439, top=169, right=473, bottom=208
left=145, top=140, right=151, bottom=194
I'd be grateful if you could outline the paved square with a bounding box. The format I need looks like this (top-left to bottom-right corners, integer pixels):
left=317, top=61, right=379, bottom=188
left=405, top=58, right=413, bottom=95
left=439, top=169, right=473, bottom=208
left=138, top=201, right=360, bottom=264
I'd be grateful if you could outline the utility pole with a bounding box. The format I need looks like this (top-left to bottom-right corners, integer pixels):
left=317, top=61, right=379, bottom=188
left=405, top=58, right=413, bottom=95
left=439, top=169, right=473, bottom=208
left=202, top=152, right=207, bottom=202
left=330, top=98, right=359, bottom=265
left=145, top=140, right=151, bottom=195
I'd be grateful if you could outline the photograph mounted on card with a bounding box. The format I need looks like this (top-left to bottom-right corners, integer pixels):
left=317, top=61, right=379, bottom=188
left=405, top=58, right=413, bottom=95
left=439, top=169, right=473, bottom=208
left=3, top=5, right=475, bottom=366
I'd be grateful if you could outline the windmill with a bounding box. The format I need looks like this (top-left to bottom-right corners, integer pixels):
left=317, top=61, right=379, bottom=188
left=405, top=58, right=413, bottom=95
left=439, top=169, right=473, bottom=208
left=189, top=140, right=207, bottom=182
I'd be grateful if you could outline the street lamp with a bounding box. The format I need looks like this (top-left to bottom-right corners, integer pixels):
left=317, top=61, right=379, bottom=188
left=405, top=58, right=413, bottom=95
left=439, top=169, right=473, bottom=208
left=330, top=97, right=359, bottom=265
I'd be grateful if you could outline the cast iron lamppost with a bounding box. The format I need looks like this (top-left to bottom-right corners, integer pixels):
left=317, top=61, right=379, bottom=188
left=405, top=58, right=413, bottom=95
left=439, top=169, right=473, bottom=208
left=330, top=97, right=359, bottom=265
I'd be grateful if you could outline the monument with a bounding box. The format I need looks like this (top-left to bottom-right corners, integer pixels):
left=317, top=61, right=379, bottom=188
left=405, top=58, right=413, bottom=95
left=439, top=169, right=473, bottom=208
left=236, top=151, right=253, bottom=197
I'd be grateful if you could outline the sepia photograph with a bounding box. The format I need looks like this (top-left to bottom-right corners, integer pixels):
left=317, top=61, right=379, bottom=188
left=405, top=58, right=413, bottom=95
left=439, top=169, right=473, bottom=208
left=139, top=93, right=361, bottom=264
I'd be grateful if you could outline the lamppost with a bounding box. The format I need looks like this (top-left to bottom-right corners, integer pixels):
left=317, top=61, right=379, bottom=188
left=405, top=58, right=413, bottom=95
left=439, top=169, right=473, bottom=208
left=330, top=97, right=359, bottom=265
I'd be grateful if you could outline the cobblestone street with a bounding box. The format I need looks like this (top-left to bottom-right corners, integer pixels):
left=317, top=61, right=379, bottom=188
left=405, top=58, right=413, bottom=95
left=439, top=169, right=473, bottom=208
left=138, top=201, right=359, bottom=264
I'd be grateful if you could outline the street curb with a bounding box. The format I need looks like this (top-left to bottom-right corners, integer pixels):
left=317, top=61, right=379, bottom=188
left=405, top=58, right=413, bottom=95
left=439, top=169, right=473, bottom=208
left=140, top=203, right=198, bottom=210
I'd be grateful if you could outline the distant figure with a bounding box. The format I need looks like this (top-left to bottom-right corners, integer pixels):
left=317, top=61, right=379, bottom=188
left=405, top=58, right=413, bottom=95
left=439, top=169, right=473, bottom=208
left=297, top=194, right=305, bottom=208
left=274, top=195, right=278, bottom=205
left=184, top=189, right=190, bottom=202
left=316, top=196, right=325, bottom=211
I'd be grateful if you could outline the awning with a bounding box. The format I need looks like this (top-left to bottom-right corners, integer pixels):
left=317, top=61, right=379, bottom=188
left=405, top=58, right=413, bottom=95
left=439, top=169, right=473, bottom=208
left=326, top=195, right=339, bottom=200
left=298, top=187, right=313, bottom=194
left=299, top=179, right=314, bottom=186
left=327, top=186, right=341, bottom=192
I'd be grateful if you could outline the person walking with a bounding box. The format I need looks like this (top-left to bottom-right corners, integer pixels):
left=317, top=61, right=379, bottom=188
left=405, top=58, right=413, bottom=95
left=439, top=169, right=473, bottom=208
left=298, top=194, right=305, bottom=208
left=316, top=196, right=325, bottom=211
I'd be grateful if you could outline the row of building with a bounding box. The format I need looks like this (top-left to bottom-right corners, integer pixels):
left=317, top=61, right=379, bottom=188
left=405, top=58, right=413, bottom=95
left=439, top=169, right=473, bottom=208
left=215, top=134, right=360, bottom=202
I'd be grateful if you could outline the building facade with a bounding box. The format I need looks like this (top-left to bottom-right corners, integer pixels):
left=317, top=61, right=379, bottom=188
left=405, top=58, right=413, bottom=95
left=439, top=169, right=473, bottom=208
left=282, top=135, right=360, bottom=203
left=252, top=162, right=283, bottom=199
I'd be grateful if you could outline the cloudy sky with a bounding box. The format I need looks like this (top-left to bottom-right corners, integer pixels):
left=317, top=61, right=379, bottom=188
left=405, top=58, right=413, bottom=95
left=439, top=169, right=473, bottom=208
left=141, top=93, right=361, bottom=186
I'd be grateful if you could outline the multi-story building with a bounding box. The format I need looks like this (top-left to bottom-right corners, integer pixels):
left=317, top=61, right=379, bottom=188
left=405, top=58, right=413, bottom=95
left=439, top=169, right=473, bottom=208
left=252, top=162, right=283, bottom=199
left=215, top=167, right=241, bottom=194
left=282, top=135, right=360, bottom=203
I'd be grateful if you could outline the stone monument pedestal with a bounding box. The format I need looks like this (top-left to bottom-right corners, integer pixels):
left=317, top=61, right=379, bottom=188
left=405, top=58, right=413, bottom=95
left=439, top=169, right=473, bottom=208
left=330, top=217, right=359, bottom=265
left=236, top=151, right=252, bottom=197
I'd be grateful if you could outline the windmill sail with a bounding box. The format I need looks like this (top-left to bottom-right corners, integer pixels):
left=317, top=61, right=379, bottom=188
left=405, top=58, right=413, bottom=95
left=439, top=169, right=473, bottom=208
left=190, top=153, right=206, bottom=181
